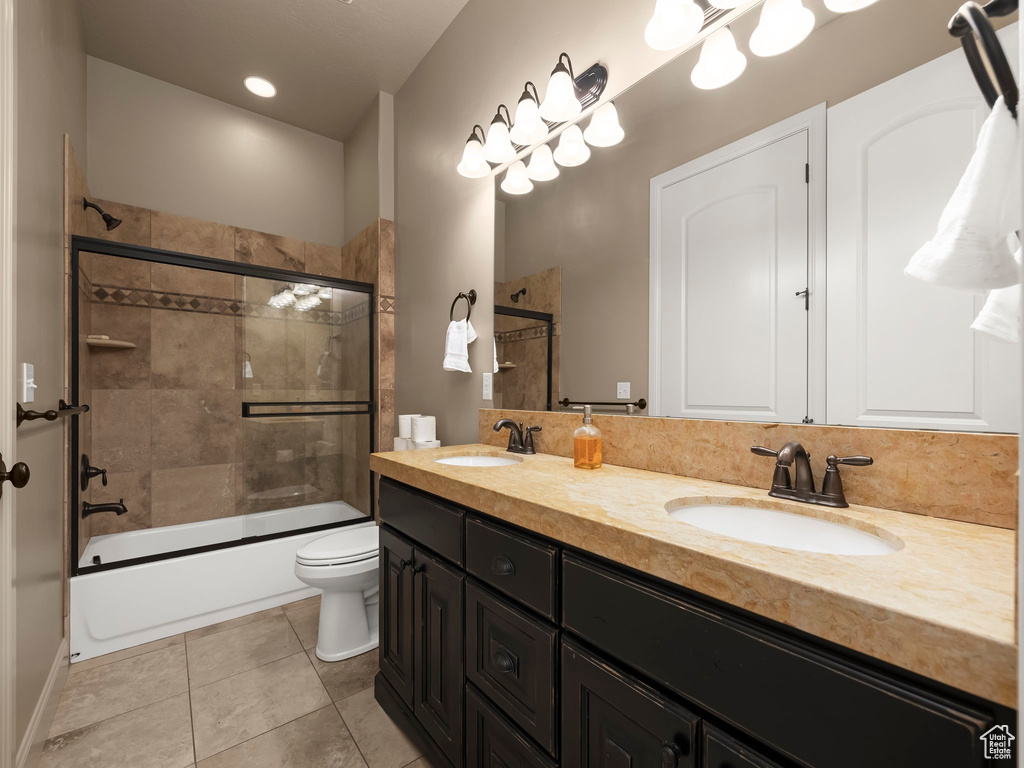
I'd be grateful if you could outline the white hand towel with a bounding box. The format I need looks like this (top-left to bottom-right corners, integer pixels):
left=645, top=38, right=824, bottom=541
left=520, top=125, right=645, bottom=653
left=493, top=337, right=499, bottom=374
left=905, top=96, right=1020, bottom=291
left=972, top=247, right=1022, bottom=343
left=466, top=319, right=478, bottom=344
left=443, top=319, right=473, bottom=372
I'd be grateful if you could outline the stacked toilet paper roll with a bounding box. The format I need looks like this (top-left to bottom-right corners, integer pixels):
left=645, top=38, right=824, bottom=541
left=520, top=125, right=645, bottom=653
left=412, top=440, right=441, bottom=450
left=398, top=414, right=421, bottom=439
left=411, top=415, right=436, bottom=443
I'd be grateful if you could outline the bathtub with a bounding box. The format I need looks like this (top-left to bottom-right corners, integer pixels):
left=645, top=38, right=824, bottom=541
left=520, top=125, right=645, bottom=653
left=70, top=500, right=373, bottom=662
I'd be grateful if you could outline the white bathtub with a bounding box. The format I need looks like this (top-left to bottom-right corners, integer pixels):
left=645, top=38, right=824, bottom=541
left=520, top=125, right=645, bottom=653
left=70, top=500, right=373, bottom=662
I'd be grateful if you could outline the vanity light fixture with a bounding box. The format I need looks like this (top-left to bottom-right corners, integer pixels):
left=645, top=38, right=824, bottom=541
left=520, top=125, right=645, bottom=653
left=268, top=288, right=297, bottom=309
left=644, top=0, right=705, bottom=51
left=749, top=0, right=815, bottom=57
left=691, top=27, right=748, bottom=90
left=509, top=82, right=549, bottom=146
left=457, top=125, right=490, bottom=179
left=539, top=53, right=583, bottom=122
left=482, top=105, right=517, bottom=164
left=707, top=0, right=744, bottom=7
left=823, top=0, right=881, bottom=10
left=552, top=124, right=591, bottom=167
left=526, top=145, right=560, bottom=181
left=501, top=160, right=534, bottom=195
left=583, top=102, right=625, bottom=148
left=244, top=76, right=277, bottom=98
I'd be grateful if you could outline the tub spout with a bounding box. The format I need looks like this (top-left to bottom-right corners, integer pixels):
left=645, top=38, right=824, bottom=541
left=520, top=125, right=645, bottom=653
left=82, top=500, right=127, bottom=519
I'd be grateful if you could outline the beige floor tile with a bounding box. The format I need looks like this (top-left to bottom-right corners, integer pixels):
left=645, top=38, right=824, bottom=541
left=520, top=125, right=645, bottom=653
left=49, top=644, right=188, bottom=737
left=187, top=614, right=302, bottom=688
left=40, top=692, right=193, bottom=768
left=282, top=594, right=320, bottom=614
left=402, top=759, right=436, bottom=768
left=70, top=634, right=184, bottom=674
left=285, top=604, right=319, bottom=650
left=196, top=705, right=367, bottom=767
left=307, top=648, right=378, bottom=702
left=336, top=688, right=421, bottom=768
left=185, top=606, right=283, bottom=642
left=190, top=652, right=331, bottom=760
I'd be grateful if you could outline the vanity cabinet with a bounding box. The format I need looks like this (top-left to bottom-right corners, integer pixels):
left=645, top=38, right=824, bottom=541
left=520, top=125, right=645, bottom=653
left=375, top=478, right=1011, bottom=768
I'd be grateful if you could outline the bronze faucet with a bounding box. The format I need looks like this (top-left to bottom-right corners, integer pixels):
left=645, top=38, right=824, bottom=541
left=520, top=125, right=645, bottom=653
left=751, top=442, right=872, bottom=508
left=493, top=419, right=542, bottom=455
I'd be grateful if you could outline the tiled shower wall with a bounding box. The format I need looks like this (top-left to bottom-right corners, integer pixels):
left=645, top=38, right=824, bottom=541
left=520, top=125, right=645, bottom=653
left=494, top=267, right=561, bottom=411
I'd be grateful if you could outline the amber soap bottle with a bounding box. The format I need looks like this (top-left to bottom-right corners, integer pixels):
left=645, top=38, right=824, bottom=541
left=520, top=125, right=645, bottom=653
left=573, top=405, right=603, bottom=469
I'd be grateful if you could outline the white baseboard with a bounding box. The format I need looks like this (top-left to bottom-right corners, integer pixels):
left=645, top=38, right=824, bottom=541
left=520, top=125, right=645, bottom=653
left=14, top=638, right=68, bottom=768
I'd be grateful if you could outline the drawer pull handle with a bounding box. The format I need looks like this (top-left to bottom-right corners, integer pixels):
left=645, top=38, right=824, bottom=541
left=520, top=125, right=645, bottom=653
left=493, top=649, right=516, bottom=674
left=660, top=743, right=683, bottom=768
left=491, top=556, right=515, bottom=576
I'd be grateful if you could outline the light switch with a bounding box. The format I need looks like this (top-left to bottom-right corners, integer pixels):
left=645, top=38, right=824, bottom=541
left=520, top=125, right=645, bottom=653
left=617, top=382, right=630, bottom=399
left=482, top=372, right=493, bottom=401
left=21, top=363, right=37, bottom=403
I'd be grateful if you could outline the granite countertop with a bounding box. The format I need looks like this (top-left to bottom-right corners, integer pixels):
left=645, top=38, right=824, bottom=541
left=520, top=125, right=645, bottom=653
left=370, top=444, right=1017, bottom=708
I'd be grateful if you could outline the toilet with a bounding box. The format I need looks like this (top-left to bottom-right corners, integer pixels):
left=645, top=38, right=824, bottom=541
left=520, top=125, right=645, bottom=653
left=294, top=524, right=380, bottom=662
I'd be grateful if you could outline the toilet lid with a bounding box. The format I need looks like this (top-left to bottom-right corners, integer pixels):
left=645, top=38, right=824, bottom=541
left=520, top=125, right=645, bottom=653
left=296, top=526, right=379, bottom=565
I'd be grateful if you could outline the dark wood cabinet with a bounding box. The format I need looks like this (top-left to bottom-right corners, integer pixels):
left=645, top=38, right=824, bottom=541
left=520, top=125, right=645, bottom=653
left=702, top=726, right=784, bottom=768
left=379, top=526, right=415, bottom=707
left=467, top=684, right=558, bottom=768
left=562, top=638, right=699, bottom=768
left=413, top=548, right=465, bottom=768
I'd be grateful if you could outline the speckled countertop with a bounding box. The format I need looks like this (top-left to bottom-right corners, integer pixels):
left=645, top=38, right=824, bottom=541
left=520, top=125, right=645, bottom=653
left=371, top=445, right=1017, bottom=708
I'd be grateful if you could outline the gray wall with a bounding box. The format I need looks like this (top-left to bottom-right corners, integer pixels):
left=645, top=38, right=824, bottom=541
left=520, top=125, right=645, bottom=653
left=15, top=0, right=86, bottom=750
left=87, top=57, right=346, bottom=246
left=499, top=0, right=970, bottom=409
left=344, top=94, right=381, bottom=243
left=394, top=0, right=683, bottom=445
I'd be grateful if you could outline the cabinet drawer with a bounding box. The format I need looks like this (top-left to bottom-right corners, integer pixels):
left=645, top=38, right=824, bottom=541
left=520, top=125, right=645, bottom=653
left=467, top=685, right=557, bottom=768
left=703, top=726, right=786, bottom=768
left=562, top=555, right=995, bottom=768
left=466, top=580, right=558, bottom=756
left=562, top=638, right=699, bottom=768
left=466, top=516, right=558, bottom=620
left=380, top=478, right=463, bottom=565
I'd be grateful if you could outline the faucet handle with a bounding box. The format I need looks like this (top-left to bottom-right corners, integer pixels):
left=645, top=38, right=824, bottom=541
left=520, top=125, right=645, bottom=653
left=523, top=426, right=542, bottom=455
left=751, top=446, right=778, bottom=458
left=828, top=455, right=873, bottom=467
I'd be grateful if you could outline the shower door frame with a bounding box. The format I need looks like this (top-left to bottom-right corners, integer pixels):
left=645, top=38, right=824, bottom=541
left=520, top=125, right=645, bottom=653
left=69, top=236, right=376, bottom=577
left=494, top=305, right=554, bottom=411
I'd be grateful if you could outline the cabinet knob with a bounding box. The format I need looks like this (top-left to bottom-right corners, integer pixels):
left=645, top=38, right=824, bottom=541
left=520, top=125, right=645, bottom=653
left=493, top=649, right=516, bottom=674
left=491, top=555, right=515, bottom=576
left=0, top=454, right=30, bottom=500
left=660, top=743, right=683, bottom=768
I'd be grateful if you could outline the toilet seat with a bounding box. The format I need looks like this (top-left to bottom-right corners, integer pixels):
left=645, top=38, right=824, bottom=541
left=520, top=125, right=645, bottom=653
left=295, top=526, right=379, bottom=567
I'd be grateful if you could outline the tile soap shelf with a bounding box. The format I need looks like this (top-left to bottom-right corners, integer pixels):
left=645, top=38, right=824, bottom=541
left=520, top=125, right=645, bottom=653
left=85, top=338, right=136, bottom=349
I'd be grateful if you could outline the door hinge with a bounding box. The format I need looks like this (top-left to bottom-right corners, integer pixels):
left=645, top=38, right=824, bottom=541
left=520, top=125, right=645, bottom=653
left=805, top=163, right=810, bottom=184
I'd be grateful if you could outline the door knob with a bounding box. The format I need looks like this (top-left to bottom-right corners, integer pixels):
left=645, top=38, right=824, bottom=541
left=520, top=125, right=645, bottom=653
left=0, top=453, right=30, bottom=499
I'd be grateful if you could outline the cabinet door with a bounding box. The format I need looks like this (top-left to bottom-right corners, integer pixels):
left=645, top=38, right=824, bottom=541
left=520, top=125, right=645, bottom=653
left=467, top=685, right=557, bottom=768
left=562, top=639, right=698, bottom=768
left=702, top=726, right=784, bottom=768
left=414, top=547, right=465, bottom=768
left=380, top=526, right=415, bottom=707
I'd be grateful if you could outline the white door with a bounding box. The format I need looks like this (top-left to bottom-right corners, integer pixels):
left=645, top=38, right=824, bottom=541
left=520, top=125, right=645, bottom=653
left=650, top=119, right=815, bottom=423
left=827, top=26, right=1020, bottom=433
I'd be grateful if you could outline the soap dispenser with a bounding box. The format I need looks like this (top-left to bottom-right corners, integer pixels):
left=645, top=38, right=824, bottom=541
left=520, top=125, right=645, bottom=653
left=573, top=405, right=603, bottom=470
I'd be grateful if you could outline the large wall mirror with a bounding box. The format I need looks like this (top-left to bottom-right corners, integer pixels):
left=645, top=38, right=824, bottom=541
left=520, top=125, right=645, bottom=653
left=493, top=0, right=1020, bottom=433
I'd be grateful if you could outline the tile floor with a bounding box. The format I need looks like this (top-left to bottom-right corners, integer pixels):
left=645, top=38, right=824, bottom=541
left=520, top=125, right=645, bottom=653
left=41, top=597, right=432, bottom=768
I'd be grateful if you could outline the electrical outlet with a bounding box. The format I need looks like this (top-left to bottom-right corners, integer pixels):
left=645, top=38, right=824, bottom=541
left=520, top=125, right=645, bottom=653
left=22, top=363, right=37, bottom=403
left=617, top=381, right=630, bottom=399
left=482, top=372, right=493, bottom=401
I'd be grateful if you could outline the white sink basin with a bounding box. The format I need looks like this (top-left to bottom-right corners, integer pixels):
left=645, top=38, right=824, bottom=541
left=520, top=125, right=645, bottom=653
left=667, top=503, right=899, bottom=556
left=435, top=455, right=522, bottom=467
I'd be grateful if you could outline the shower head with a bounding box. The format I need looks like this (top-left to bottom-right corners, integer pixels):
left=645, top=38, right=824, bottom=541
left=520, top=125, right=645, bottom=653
left=83, top=198, right=122, bottom=231
left=510, top=288, right=527, bottom=303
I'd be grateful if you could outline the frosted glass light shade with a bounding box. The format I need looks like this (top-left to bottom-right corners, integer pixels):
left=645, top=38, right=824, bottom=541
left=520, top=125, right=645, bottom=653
left=749, top=0, right=815, bottom=57
left=644, top=0, right=704, bottom=51
left=501, top=161, right=534, bottom=195
left=483, top=116, right=516, bottom=164
left=539, top=68, right=582, bottom=122
left=708, top=0, right=743, bottom=7
left=552, top=125, right=591, bottom=167
left=824, top=0, right=880, bottom=10
left=691, top=27, right=748, bottom=90
left=510, top=93, right=548, bottom=146
left=457, top=136, right=490, bottom=179
left=526, top=145, right=560, bottom=181
left=583, top=102, right=625, bottom=148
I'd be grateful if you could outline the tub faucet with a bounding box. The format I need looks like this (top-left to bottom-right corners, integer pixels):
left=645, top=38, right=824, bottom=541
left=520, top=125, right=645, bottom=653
left=82, top=500, right=127, bottom=519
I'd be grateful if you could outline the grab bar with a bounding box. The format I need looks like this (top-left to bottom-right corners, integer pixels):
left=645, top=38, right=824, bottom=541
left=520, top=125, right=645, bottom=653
left=559, top=398, right=647, bottom=415
left=17, top=400, right=90, bottom=428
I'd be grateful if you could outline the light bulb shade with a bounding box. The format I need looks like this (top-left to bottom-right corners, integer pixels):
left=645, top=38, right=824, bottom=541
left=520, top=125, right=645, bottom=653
left=708, top=0, right=743, bottom=7
left=644, top=0, right=705, bottom=51
left=482, top=114, right=516, bottom=164
left=526, top=145, right=560, bottom=181
left=583, top=102, right=625, bottom=148
left=691, top=27, right=748, bottom=90
left=457, top=135, right=490, bottom=178
left=501, top=161, right=534, bottom=195
left=823, top=0, right=880, bottom=10
left=552, top=125, right=591, bottom=167
left=749, top=0, right=815, bottom=57
left=510, top=92, right=549, bottom=146
left=539, top=66, right=582, bottom=122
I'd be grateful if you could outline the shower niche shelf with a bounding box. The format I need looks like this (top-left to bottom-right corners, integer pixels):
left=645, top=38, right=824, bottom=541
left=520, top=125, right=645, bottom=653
left=86, top=339, right=136, bottom=350
left=497, top=363, right=517, bottom=371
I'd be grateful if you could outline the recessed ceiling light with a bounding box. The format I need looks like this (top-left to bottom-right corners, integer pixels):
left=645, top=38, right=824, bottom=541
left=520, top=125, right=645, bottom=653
left=244, top=76, right=277, bottom=98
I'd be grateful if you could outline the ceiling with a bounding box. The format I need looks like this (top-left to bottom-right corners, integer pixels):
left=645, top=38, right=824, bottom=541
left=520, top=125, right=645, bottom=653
left=80, top=0, right=470, bottom=141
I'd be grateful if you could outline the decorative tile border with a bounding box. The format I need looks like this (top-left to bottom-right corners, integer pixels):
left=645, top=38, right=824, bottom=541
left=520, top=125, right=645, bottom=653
left=379, top=295, right=395, bottom=314
left=494, top=322, right=560, bottom=343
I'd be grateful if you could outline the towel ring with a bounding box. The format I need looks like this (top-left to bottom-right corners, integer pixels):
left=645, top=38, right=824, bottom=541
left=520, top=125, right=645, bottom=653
left=450, top=289, right=477, bottom=322
left=950, top=1, right=1019, bottom=117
